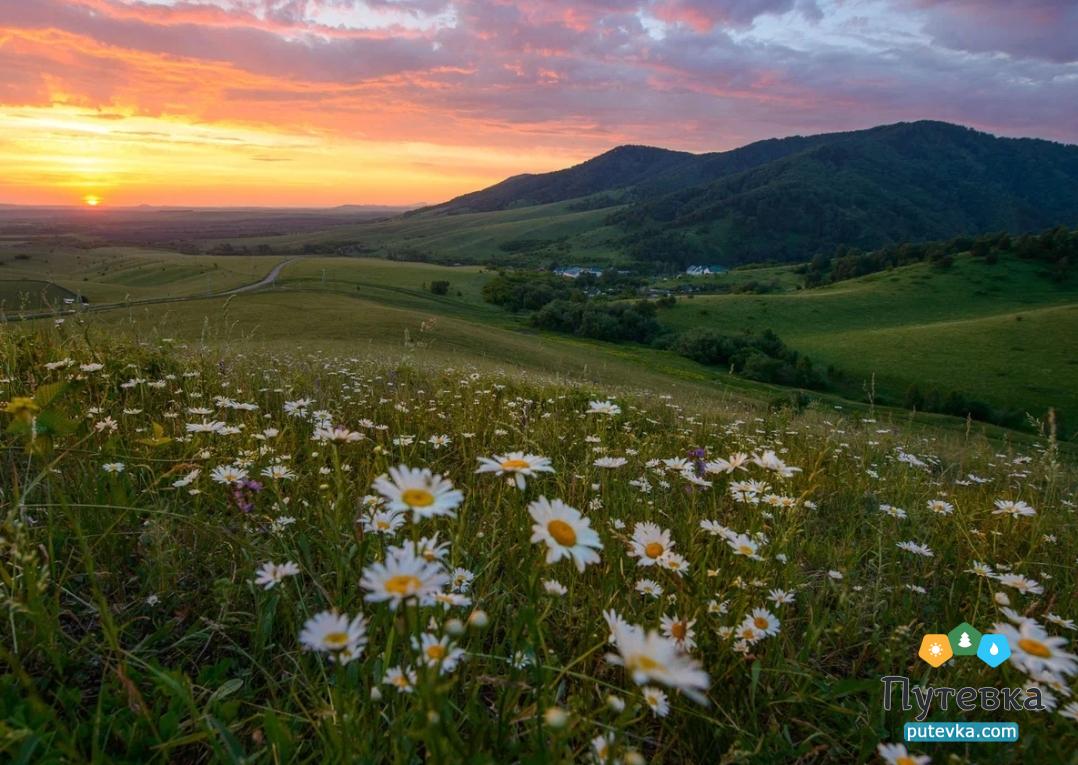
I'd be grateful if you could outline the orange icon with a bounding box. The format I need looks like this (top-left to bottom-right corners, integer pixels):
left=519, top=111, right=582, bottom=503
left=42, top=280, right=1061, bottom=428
left=918, top=633, right=954, bottom=667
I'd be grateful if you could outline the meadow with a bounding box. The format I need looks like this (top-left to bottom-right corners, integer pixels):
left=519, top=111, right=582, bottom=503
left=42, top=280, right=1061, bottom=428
left=5, top=247, right=1073, bottom=448
left=1, top=322, right=1076, bottom=763
left=658, top=254, right=1078, bottom=429
left=0, top=244, right=285, bottom=311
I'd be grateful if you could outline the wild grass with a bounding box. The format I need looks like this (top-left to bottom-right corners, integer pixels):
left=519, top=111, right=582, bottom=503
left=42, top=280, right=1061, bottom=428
left=1, top=324, right=1076, bottom=763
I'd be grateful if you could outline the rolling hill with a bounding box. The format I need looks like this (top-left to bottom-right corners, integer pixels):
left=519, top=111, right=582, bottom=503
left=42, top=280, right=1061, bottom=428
left=423, top=121, right=1078, bottom=267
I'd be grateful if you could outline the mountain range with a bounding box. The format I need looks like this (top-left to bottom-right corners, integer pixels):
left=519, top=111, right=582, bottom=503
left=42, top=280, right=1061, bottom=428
left=423, top=121, right=1078, bottom=265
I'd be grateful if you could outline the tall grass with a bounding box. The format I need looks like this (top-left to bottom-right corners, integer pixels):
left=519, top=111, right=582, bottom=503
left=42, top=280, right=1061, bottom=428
left=1, top=325, right=1076, bottom=763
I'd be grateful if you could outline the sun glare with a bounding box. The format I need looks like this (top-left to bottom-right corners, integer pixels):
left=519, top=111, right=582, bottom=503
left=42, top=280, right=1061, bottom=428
left=83, top=194, right=101, bottom=207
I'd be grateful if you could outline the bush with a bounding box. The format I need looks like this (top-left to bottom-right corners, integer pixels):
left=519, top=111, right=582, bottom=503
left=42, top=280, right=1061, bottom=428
left=531, top=300, right=661, bottom=343
left=429, top=280, right=450, bottom=295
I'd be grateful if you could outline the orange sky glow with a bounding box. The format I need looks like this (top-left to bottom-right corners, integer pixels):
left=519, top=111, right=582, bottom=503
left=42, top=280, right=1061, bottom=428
left=1, top=0, right=1074, bottom=207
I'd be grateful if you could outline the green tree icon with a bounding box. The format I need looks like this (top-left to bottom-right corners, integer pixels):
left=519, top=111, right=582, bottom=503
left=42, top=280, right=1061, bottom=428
left=948, top=622, right=983, bottom=656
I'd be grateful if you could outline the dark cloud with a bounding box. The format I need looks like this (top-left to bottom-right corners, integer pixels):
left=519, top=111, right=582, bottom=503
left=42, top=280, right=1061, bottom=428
left=0, top=0, right=1074, bottom=150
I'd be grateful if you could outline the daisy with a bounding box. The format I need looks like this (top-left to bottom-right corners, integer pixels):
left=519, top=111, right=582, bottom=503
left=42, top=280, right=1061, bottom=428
left=628, top=522, right=673, bottom=566
left=659, top=551, right=689, bottom=576
left=994, top=621, right=1078, bottom=678
left=360, top=508, right=406, bottom=536
left=261, top=464, right=296, bottom=480
left=361, top=545, right=449, bottom=610
left=660, top=614, right=697, bottom=650
left=210, top=465, right=247, bottom=485
left=450, top=567, right=475, bottom=592
left=768, top=589, right=796, bottom=606
left=528, top=497, right=603, bottom=572
left=751, top=450, right=801, bottom=478
left=643, top=687, right=670, bottom=717
left=1046, top=613, right=1077, bottom=631
left=592, top=734, right=616, bottom=763
left=735, top=622, right=764, bottom=644
left=384, top=665, right=417, bottom=693
left=1060, top=701, right=1078, bottom=721
left=704, top=452, right=749, bottom=474
left=606, top=621, right=710, bottom=703
left=880, top=504, right=907, bottom=519
left=593, top=456, right=628, bottom=469
left=298, top=610, right=367, bottom=664
left=253, top=560, right=300, bottom=589
left=995, top=573, right=1044, bottom=595
left=742, top=608, right=781, bottom=637
left=543, top=579, right=568, bottom=596
left=993, top=499, right=1036, bottom=518
left=896, top=540, right=934, bottom=558
left=102, top=462, right=125, bottom=473
left=373, top=465, right=463, bottom=520
left=476, top=452, right=554, bottom=489
left=926, top=499, right=954, bottom=516
left=587, top=400, right=621, bottom=416
left=313, top=426, right=364, bottom=443
left=413, top=633, right=465, bottom=674
left=635, top=579, right=663, bottom=598
left=727, top=533, right=763, bottom=560
left=877, top=742, right=930, bottom=765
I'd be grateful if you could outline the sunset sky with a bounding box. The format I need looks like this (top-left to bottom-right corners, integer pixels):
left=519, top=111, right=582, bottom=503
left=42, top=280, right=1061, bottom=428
left=1, top=0, right=1076, bottom=207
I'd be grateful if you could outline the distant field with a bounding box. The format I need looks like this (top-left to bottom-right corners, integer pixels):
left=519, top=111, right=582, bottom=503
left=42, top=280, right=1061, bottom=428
left=0, top=246, right=285, bottom=303
left=658, top=254, right=1078, bottom=422
left=218, top=200, right=628, bottom=266
left=6, top=237, right=1075, bottom=443
left=0, top=278, right=75, bottom=311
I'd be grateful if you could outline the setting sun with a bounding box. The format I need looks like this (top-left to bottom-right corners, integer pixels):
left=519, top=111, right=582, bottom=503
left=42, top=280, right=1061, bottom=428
left=83, top=194, right=101, bottom=207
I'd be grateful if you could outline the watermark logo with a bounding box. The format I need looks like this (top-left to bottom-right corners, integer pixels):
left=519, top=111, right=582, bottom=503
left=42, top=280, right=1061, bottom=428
left=918, top=620, right=1009, bottom=668
left=977, top=634, right=1011, bottom=668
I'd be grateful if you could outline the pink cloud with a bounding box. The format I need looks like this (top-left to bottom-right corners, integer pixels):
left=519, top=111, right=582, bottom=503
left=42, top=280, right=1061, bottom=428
left=0, top=0, right=1074, bottom=165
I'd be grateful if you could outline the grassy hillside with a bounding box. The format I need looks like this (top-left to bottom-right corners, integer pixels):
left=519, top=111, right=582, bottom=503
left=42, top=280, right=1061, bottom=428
left=219, top=200, right=627, bottom=267
left=658, top=254, right=1078, bottom=426
left=2, top=327, right=1075, bottom=762
left=7, top=249, right=1072, bottom=444
left=0, top=244, right=284, bottom=308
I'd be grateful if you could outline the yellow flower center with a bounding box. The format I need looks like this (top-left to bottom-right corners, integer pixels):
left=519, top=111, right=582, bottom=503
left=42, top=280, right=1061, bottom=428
left=896, top=758, right=916, bottom=765
left=385, top=574, right=421, bottom=595
left=376, top=521, right=389, bottom=529
left=738, top=545, right=754, bottom=555
left=324, top=631, right=350, bottom=648
left=1018, top=638, right=1051, bottom=658
left=671, top=622, right=687, bottom=640
left=629, top=654, right=664, bottom=672
left=754, top=616, right=770, bottom=630
left=401, top=488, right=434, bottom=507
left=645, top=542, right=664, bottom=558
left=501, top=459, right=530, bottom=470
left=548, top=520, right=577, bottom=547
left=426, top=644, right=446, bottom=660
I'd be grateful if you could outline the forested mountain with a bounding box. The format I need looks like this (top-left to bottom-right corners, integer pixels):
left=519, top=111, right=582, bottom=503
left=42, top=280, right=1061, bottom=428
left=425, top=121, right=1078, bottom=266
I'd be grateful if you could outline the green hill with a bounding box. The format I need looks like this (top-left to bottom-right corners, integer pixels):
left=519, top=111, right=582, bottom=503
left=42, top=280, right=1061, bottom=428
left=619, top=122, right=1078, bottom=265
left=412, top=121, right=1078, bottom=269
left=657, top=251, right=1078, bottom=430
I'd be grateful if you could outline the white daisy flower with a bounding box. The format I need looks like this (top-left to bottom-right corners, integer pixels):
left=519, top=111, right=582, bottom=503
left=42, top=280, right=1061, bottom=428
left=298, top=610, right=367, bottom=663
left=993, top=621, right=1078, bottom=678
left=253, top=560, right=300, bottom=590
left=373, top=465, right=463, bottom=520
left=528, top=496, right=603, bottom=573
left=606, top=621, right=710, bottom=703
left=476, top=452, right=554, bottom=490
left=628, top=522, right=673, bottom=566
left=361, top=544, right=450, bottom=610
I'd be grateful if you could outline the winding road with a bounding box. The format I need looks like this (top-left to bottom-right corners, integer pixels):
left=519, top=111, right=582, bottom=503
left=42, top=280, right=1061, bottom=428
left=1, top=257, right=299, bottom=323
